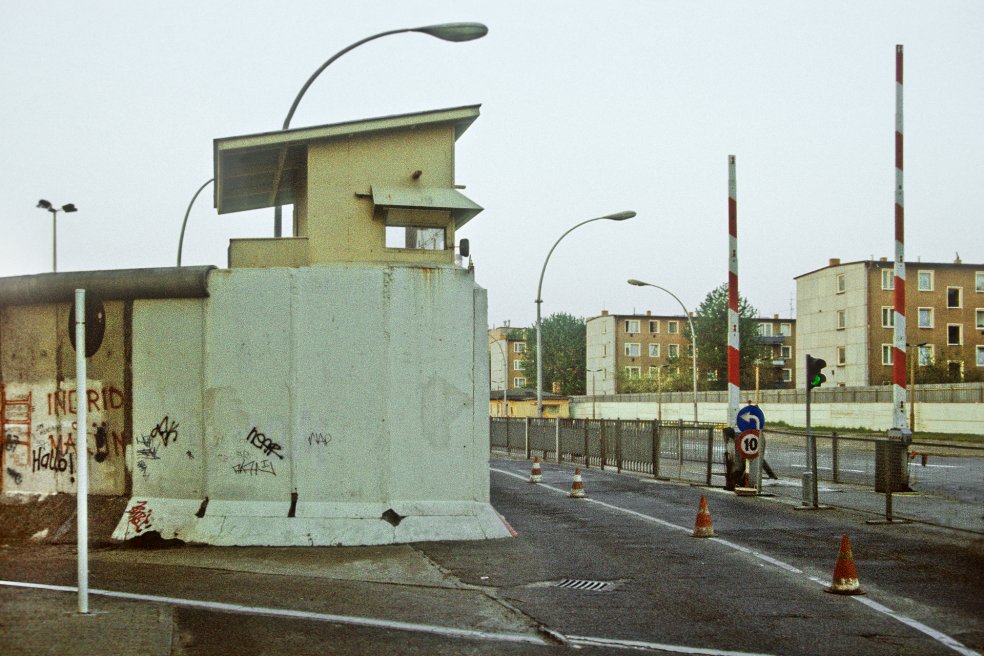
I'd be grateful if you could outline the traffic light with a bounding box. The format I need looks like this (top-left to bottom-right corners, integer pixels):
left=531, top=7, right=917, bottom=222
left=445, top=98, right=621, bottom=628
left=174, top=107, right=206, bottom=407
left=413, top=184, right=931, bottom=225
left=806, top=354, right=827, bottom=390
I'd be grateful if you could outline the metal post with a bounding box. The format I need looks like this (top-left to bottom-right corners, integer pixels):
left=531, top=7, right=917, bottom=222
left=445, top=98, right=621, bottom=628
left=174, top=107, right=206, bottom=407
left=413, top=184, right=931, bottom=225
left=892, top=44, right=909, bottom=435
left=806, top=386, right=819, bottom=507
left=652, top=421, right=661, bottom=479
left=677, top=418, right=684, bottom=466
left=600, top=421, right=607, bottom=471
left=705, top=428, right=714, bottom=486
left=53, top=212, right=58, bottom=273
left=831, top=431, right=840, bottom=483
left=74, top=289, right=89, bottom=614
left=524, top=417, right=531, bottom=459
left=583, top=420, right=590, bottom=468
left=615, top=420, right=623, bottom=473
left=555, top=418, right=561, bottom=464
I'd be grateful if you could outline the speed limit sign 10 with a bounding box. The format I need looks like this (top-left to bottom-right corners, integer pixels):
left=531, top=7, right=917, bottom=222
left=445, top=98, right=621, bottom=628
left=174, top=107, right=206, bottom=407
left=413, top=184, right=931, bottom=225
left=737, top=429, right=763, bottom=460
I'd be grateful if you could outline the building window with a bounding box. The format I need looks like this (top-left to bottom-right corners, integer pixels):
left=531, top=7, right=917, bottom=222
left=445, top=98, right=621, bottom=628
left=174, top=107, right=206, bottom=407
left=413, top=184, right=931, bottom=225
left=977, top=309, right=984, bottom=330
left=918, top=307, right=933, bottom=329
left=625, top=320, right=640, bottom=333
left=668, top=366, right=680, bottom=375
left=668, top=344, right=680, bottom=359
left=648, top=320, right=660, bottom=333
left=881, top=306, right=894, bottom=328
left=881, top=344, right=894, bottom=366
left=385, top=226, right=446, bottom=250
left=836, top=273, right=846, bottom=294
left=947, top=324, right=963, bottom=346
left=977, top=272, right=984, bottom=293
left=624, top=342, right=641, bottom=357
left=917, top=270, right=933, bottom=291
left=757, top=322, right=773, bottom=336
left=707, top=370, right=719, bottom=382
left=624, top=366, right=641, bottom=379
left=947, top=287, right=962, bottom=309
left=648, top=343, right=660, bottom=358
left=648, top=366, right=661, bottom=377
left=918, top=344, right=934, bottom=366
left=667, top=320, right=679, bottom=334
left=687, top=344, right=694, bottom=357
left=513, top=342, right=526, bottom=354
left=513, top=359, right=524, bottom=371
left=977, top=346, right=984, bottom=367
left=513, top=376, right=526, bottom=387
left=779, top=323, right=791, bottom=336
left=836, top=346, right=846, bottom=366
left=782, top=368, right=792, bottom=382
left=881, top=268, right=894, bottom=290
left=836, top=310, right=846, bottom=330
left=780, top=345, right=792, bottom=359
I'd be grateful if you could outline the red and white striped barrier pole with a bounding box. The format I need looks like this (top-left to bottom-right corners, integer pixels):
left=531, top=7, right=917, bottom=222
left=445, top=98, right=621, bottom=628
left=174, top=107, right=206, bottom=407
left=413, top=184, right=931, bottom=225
left=727, top=155, right=740, bottom=430
left=892, top=45, right=909, bottom=436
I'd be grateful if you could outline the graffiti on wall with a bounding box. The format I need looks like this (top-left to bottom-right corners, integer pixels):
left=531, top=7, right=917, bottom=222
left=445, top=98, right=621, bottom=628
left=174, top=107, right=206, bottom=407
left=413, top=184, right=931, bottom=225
left=127, top=500, right=153, bottom=534
left=308, top=432, right=333, bottom=447
left=232, top=450, right=277, bottom=477
left=246, top=427, right=284, bottom=460
left=135, top=416, right=181, bottom=480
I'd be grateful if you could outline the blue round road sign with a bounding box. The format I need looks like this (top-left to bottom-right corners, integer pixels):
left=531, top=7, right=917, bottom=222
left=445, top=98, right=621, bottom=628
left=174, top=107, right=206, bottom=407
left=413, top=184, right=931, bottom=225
left=736, top=404, right=765, bottom=432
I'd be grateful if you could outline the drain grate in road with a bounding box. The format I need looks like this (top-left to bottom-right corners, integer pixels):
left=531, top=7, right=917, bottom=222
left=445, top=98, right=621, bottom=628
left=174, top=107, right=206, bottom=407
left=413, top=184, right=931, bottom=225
left=554, top=579, right=614, bottom=592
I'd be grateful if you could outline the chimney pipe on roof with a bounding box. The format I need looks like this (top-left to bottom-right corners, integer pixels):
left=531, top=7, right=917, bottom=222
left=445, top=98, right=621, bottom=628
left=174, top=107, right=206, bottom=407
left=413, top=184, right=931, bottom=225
left=829, top=258, right=841, bottom=267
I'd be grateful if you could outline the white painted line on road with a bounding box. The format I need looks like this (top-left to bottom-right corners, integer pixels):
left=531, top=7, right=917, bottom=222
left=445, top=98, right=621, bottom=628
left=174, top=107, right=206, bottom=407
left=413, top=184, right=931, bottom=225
left=806, top=577, right=981, bottom=656
left=568, top=634, right=778, bottom=656
left=493, top=465, right=979, bottom=656
left=0, top=579, right=550, bottom=647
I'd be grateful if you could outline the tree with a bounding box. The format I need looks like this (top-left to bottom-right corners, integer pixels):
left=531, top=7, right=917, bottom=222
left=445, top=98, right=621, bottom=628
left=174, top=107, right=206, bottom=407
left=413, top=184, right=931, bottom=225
left=689, top=284, right=771, bottom=391
left=520, top=313, right=587, bottom=395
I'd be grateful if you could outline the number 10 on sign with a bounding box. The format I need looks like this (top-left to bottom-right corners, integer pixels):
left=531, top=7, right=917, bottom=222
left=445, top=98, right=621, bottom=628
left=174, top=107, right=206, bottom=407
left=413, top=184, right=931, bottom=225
left=737, top=429, right=762, bottom=460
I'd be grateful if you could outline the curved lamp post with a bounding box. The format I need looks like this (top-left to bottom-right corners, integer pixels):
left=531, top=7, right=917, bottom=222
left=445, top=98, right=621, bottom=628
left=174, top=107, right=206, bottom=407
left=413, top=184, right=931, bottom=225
left=177, top=178, right=215, bottom=267
left=627, top=278, right=699, bottom=422
left=37, top=199, right=77, bottom=273
left=489, top=334, right=509, bottom=417
left=273, top=22, right=489, bottom=237
left=534, top=210, right=636, bottom=417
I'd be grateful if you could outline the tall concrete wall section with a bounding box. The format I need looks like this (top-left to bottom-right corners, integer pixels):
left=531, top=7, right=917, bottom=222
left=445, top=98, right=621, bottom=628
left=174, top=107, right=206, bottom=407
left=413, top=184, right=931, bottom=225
left=1, top=301, right=129, bottom=496
left=586, top=315, right=615, bottom=394
left=796, top=263, right=868, bottom=386
left=116, top=265, right=507, bottom=545
left=130, top=299, right=205, bottom=499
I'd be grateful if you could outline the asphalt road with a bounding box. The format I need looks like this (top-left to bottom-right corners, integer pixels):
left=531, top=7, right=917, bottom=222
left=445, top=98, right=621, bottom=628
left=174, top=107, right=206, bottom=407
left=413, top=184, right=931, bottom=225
left=0, top=458, right=981, bottom=655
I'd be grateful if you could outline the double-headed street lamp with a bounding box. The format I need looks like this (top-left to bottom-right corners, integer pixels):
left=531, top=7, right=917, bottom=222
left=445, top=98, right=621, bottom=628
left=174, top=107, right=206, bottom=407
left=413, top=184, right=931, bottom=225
left=535, top=211, right=636, bottom=417
left=627, top=279, right=699, bottom=422
left=37, top=199, right=77, bottom=273
left=273, top=22, right=489, bottom=237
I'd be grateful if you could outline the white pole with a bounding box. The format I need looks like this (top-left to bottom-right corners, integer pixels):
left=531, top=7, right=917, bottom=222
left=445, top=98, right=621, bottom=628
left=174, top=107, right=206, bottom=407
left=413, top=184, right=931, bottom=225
left=74, top=289, right=89, bottom=614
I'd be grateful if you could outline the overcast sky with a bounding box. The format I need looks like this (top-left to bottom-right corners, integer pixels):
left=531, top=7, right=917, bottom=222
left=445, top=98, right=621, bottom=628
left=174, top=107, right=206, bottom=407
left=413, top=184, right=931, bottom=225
left=3, top=2, right=981, bottom=328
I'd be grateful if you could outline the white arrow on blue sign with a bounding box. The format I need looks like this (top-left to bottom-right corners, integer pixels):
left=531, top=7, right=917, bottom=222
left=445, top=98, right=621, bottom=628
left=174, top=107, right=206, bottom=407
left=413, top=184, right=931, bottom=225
left=736, top=404, right=765, bottom=432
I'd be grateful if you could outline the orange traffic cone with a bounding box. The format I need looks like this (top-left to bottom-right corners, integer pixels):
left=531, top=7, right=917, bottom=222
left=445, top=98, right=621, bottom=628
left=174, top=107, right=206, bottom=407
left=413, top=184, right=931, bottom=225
left=569, top=468, right=586, bottom=498
left=826, top=534, right=864, bottom=595
left=692, top=495, right=715, bottom=538
left=529, top=457, right=543, bottom=483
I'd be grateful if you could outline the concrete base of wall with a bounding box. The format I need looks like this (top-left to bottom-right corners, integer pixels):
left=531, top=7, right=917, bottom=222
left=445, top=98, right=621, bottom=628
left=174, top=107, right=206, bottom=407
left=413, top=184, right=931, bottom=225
left=110, top=497, right=514, bottom=546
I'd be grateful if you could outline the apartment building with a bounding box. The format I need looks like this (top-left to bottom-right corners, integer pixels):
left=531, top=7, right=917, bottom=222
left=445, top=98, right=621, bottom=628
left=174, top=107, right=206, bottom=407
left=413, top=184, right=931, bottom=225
left=488, top=324, right=529, bottom=390
left=795, top=257, right=984, bottom=386
left=585, top=310, right=796, bottom=394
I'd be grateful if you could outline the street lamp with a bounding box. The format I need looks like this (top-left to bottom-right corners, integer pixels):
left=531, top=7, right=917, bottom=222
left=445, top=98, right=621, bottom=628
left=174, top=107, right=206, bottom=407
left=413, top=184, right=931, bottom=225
left=627, top=279, right=699, bottom=423
left=489, top=334, right=509, bottom=417
left=273, top=22, right=489, bottom=237
left=535, top=211, right=636, bottom=416
left=177, top=178, right=215, bottom=267
left=37, top=199, right=77, bottom=273
left=587, top=368, right=604, bottom=419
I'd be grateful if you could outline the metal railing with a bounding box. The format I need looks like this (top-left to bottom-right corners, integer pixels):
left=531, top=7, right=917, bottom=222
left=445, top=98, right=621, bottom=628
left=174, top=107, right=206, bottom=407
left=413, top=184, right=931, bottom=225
left=572, top=382, right=984, bottom=405
left=490, top=417, right=984, bottom=533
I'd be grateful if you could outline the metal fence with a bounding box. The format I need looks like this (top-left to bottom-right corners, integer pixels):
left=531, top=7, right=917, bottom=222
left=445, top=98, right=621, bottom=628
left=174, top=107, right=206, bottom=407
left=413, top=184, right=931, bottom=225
left=490, top=417, right=984, bottom=533
left=491, top=417, right=725, bottom=486
left=572, top=382, right=984, bottom=405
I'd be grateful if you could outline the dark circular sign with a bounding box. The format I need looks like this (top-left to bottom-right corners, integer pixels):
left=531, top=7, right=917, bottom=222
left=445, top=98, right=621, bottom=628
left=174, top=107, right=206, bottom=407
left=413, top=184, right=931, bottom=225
left=68, top=294, right=106, bottom=358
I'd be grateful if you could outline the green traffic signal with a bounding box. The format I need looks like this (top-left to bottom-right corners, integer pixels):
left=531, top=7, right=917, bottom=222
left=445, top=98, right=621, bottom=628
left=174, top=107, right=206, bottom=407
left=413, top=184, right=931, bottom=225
left=806, top=354, right=827, bottom=390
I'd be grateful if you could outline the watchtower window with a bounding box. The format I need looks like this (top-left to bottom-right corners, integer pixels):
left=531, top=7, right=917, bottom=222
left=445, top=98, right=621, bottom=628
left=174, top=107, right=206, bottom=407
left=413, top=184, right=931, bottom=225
left=385, top=226, right=446, bottom=250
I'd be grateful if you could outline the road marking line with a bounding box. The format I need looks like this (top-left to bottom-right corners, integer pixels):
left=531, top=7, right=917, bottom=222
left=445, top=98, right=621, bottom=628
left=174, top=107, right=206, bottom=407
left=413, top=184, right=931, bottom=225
left=0, top=579, right=549, bottom=647
left=493, top=465, right=978, bottom=656
left=567, top=634, right=778, bottom=655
